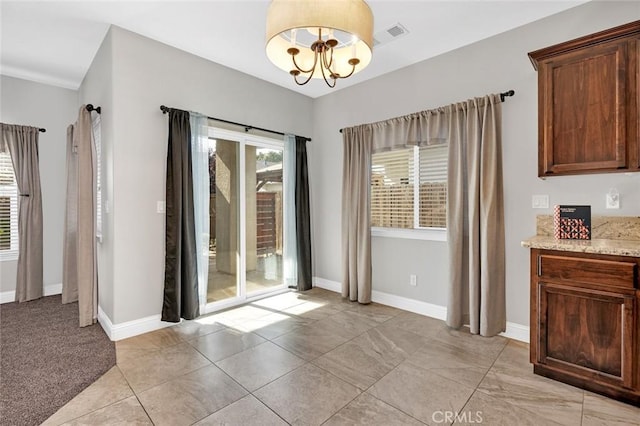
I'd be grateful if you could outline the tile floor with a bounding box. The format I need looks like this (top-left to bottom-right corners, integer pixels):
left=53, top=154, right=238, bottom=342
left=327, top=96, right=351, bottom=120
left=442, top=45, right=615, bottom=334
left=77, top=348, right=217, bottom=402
left=43, top=288, right=640, bottom=426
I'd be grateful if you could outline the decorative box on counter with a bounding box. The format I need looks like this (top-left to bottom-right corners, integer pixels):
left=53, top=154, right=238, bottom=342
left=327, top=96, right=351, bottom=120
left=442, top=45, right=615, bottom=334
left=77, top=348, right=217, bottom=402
left=553, top=205, right=591, bottom=240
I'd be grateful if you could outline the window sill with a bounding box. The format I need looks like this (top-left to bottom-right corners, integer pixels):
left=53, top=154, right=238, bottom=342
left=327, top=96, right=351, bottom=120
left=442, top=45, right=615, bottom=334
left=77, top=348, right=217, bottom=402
left=371, top=227, right=447, bottom=242
left=0, top=252, right=18, bottom=262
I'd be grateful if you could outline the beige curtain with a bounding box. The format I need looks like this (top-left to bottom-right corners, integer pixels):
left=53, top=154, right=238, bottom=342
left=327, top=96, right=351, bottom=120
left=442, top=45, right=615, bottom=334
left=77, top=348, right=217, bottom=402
left=341, top=108, right=449, bottom=304
left=63, top=106, right=98, bottom=327
left=62, top=126, right=78, bottom=303
left=341, top=126, right=372, bottom=303
left=341, top=94, right=505, bottom=336
left=446, top=95, right=505, bottom=336
left=0, top=123, right=43, bottom=302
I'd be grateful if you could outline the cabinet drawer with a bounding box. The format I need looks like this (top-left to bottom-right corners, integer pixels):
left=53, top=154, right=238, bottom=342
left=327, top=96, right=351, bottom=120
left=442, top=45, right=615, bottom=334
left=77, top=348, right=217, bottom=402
left=539, top=254, right=637, bottom=289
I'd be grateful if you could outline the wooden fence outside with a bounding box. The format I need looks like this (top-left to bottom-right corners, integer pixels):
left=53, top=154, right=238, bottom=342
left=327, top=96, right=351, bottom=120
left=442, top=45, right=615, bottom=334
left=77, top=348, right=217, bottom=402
left=256, top=192, right=282, bottom=255
left=371, top=182, right=447, bottom=229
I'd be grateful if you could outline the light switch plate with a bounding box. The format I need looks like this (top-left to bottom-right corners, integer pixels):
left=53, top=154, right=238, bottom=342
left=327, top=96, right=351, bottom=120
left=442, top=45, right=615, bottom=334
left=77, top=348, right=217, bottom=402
left=532, top=194, right=549, bottom=209
left=157, top=201, right=166, bottom=214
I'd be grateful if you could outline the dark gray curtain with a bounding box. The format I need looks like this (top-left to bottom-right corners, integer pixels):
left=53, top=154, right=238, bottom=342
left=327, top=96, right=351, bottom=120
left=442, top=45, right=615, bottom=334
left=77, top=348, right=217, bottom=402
left=295, top=136, right=312, bottom=291
left=0, top=123, right=43, bottom=302
left=162, top=109, right=199, bottom=322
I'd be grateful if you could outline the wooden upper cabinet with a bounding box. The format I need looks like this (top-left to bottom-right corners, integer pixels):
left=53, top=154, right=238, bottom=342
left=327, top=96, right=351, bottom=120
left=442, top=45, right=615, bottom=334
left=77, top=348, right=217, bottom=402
left=529, top=21, right=640, bottom=177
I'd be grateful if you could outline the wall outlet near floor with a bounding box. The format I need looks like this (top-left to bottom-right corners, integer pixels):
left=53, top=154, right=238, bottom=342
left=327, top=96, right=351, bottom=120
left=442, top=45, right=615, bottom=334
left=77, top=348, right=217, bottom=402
left=409, top=274, right=417, bottom=287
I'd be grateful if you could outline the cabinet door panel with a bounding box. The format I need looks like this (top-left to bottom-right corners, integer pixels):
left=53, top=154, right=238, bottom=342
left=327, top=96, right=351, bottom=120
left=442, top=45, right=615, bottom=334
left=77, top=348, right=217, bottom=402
left=540, top=41, right=627, bottom=175
left=538, top=282, right=634, bottom=388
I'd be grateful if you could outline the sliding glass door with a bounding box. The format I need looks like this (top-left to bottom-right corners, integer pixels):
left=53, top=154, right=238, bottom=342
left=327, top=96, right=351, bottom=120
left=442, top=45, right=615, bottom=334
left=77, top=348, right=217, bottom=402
left=246, top=145, right=284, bottom=295
left=207, top=138, right=239, bottom=303
left=204, top=129, right=286, bottom=311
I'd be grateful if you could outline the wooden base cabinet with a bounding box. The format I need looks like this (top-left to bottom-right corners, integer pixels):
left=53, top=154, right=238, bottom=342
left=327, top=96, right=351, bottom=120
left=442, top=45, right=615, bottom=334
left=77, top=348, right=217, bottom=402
left=530, top=249, right=640, bottom=406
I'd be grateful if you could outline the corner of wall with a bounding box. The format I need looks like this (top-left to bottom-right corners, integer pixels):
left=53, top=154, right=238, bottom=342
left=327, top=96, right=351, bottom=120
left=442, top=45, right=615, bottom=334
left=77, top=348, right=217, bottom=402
left=98, top=306, right=174, bottom=341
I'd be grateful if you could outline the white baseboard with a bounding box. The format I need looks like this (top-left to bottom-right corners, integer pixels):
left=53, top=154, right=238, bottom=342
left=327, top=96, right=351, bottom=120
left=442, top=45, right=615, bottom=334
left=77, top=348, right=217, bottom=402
left=502, top=321, right=530, bottom=343
left=312, top=276, right=529, bottom=343
left=371, top=289, right=448, bottom=321
left=313, top=277, right=341, bottom=293
left=97, top=306, right=175, bottom=341
left=0, top=283, right=63, bottom=304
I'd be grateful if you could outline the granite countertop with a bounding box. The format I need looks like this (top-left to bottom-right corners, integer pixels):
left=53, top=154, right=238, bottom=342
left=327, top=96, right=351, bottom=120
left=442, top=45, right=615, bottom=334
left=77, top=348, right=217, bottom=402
left=521, top=235, right=640, bottom=257
left=521, top=215, right=640, bottom=257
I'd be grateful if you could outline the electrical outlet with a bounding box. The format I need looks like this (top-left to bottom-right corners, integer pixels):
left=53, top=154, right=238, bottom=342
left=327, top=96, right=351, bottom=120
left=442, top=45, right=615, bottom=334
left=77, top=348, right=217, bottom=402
left=409, top=274, right=417, bottom=287
left=606, top=189, right=620, bottom=209
left=532, top=195, right=549, bottom=209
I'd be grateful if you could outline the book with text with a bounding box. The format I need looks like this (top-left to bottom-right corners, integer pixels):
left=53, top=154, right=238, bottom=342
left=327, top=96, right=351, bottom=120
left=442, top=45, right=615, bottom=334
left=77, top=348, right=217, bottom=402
left=553, top=205, right=591, bottom=240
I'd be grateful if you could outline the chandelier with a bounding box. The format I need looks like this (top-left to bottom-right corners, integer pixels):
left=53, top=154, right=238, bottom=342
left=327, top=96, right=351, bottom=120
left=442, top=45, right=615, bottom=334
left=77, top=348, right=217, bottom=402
left=266, top=0, right=374, bottom=88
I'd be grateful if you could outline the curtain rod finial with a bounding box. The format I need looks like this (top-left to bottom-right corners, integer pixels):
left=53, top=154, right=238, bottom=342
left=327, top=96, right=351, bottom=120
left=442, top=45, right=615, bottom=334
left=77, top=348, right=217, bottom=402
left=86, top=104, right=102, bottom=114
left=500, top=90, right=515, bottom=102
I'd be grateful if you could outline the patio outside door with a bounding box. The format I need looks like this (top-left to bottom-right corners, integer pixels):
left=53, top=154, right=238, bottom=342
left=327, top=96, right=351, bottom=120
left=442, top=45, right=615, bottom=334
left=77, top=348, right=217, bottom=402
left=204, top=129, right=286, bottom=312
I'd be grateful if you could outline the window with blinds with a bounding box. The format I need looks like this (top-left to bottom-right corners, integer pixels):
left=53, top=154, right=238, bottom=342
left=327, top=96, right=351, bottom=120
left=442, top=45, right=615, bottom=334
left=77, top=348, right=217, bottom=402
left=92, top=116, right=103, bottom=241
left=419, top=145, right=447, bottom=228
left=371, top=145, right=447, bottom=230
left=0, top=151, right=18, bottom=257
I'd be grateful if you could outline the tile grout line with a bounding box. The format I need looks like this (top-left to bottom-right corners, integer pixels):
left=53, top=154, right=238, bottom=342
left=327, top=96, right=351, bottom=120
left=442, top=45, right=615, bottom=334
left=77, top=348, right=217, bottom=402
left=132, top=392, right=156, bottom=425
left=52, top=366, right=151, bottom=426
left=77, top=289, right=607, bottom=425
left=454, top=338, right=510, bottom=424
left=250, top=301, right=393, bottom=424
left=204, top=304, right=346, bottom=425
left=309, top=316, right=429, bottom=425
left=121, top=364, right=156, bottom=425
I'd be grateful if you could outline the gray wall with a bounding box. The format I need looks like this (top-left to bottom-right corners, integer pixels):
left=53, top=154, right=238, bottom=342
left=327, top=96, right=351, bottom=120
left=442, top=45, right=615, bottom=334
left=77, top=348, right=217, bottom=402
left=311, top=1, right=640, bottom=327
left=0, top=75, right=78, bottom=294
left=80, top=26, right=314, bottom=324
left=79, top=30, right=115, bottom=319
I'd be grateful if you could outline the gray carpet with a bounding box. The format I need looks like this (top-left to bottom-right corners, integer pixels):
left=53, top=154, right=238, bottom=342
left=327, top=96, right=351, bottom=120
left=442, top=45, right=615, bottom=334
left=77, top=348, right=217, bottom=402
left=0, top=295, right=116, bottom=426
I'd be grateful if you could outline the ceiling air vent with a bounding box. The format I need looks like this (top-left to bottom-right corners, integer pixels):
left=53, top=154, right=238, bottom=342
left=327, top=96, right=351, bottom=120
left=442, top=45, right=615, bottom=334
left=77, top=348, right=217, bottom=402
left=372, top=23, right=409, bottom=48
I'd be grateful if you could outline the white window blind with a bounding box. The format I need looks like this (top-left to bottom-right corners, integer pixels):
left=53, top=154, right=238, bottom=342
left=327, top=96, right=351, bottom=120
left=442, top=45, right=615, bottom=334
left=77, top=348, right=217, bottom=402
left=371, top=148, right=414, bottom=229
left=0, top=151, right=19, bottom=257
left=419, top=145, right=447, bottom=228
left=92, top=115, right=103, bottom=241
left=371, top=145, right=447, bottom=230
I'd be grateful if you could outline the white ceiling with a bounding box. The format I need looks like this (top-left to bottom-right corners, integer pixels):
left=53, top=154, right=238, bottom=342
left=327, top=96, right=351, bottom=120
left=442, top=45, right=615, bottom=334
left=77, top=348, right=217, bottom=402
left=1, top=0, right=587, bottom=99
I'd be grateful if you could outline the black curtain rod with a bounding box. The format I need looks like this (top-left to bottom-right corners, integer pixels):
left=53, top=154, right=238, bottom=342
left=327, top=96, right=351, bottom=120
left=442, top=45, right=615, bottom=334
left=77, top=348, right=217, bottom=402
left=160, top=105, right=311, bottom=142
left=338, top=89, right=516, bottom=133
left=86, top=104, right=101, bottom=114
left=39, top=128, right=46, bottom=133
left=499, top=90, right=515, bottom=102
